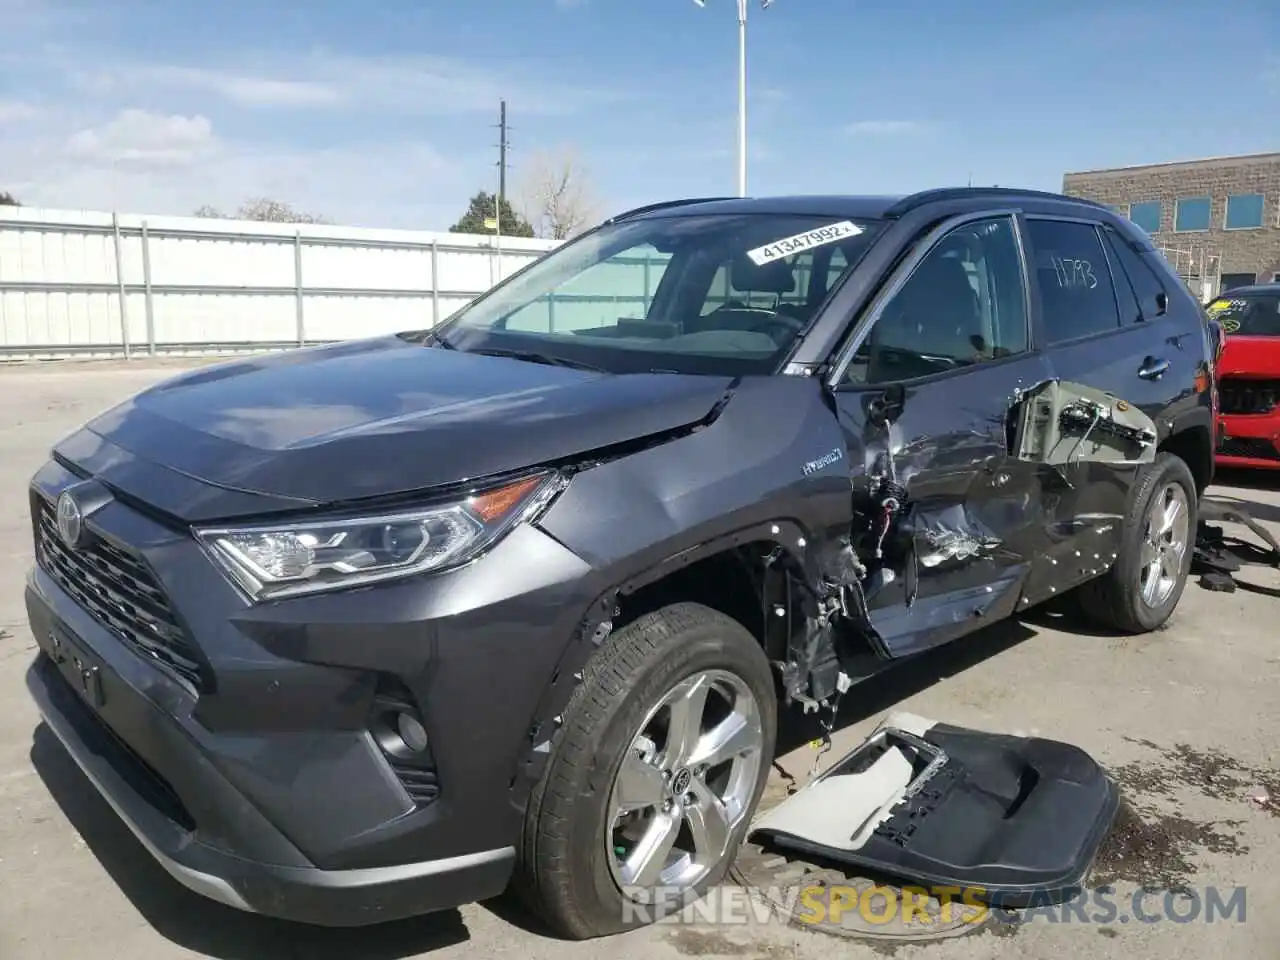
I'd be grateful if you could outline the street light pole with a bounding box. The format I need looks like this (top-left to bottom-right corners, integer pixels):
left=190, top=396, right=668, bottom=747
left=695, top=0, right=774, bottom=197
left=736, top=0, right=747, bottom=197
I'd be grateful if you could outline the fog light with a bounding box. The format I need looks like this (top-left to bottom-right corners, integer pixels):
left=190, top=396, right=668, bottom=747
left=397, top=712, right=429, bottom=753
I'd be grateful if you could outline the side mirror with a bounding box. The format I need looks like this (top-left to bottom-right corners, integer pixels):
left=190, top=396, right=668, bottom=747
left=868, top=382, right=906, bottom=426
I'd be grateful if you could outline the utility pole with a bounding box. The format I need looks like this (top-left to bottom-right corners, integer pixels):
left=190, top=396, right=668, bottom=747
left=494, top=100, right=508, bottom=283
left=497, top=100, right=509, bottom=211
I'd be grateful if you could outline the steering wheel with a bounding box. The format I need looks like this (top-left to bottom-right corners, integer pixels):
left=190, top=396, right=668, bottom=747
left=748, top=312, right=806, bottom=342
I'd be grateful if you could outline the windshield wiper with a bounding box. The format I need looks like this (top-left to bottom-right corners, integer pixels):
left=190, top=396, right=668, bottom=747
left=471, top=348, right=607, bottom=373
left=400, top=328, right=456, bottom=349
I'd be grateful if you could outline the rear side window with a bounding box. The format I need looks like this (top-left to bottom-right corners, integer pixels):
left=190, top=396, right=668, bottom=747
left=1106, top=248, right=1142, bottom=325
left=1026, top=219, right=1121, bottom=344
left=1102, top=229, right=1168, bottom=322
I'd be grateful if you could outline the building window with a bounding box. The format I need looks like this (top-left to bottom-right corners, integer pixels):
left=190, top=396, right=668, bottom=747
left=1174, top=196, right=1211, bottom=232
left=1220, top=272, right=1258, bottom=293
left=1129, top=200, right=1161, bottom=234
left=1224, top=194, right=1265, bottom=230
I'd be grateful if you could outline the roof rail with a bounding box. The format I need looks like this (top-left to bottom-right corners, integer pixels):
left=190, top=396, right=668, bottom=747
left=605, top=197, right=743, bottom=223
left=883, top=187, right=1111, bottom=218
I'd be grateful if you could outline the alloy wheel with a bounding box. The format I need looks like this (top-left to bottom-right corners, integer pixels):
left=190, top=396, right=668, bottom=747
left=605, top=669, right=764, bottom=897
left=1139, top=481, right=1190, bottom=608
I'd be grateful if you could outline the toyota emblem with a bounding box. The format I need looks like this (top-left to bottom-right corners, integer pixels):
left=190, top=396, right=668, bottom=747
left=56, top=489, right=83, bottom=548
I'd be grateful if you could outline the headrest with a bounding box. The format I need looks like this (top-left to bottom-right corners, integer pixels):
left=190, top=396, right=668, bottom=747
left=730, top=255, right=797, bottom=295
left=912, top=253, right=973, bottom=299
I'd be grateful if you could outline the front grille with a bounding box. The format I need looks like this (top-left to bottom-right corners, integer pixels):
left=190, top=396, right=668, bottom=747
left=1219, top=378, right=1280, bottom=415
left=35, top=498, right=204, bottom=689
left=1218, top=437, right=1280, bottom=461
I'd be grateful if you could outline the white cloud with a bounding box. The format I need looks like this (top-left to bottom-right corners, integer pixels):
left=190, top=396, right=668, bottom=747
left=65, top=109, right=215, bottom=166
left=0, top=99, right=42, bottom=123
left=121, top=66, right=342, bottom=107
left=70, top=50, right=622, bottom=117
left=845, top=120, right=929, bottom=137
left=4, top=104, right=468, bottom=229
left=0, top=9, right=625, bottom=226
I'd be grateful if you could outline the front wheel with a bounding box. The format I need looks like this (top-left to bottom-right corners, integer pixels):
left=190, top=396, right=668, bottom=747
left=1077, top=451, right=1197, bottom=633
left=517, top=602, right=777, bottom=940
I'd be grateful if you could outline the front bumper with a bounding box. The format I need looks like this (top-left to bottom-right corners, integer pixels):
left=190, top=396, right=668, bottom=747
left=27, top=651, right=511, bottom=925
left=23, top=459, right=598, bottom=925
left=1216, top=412, right=1280, bottom=470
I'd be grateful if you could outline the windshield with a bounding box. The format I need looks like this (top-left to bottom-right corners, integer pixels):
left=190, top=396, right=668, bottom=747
left=426, top=213, right=883, bottom=376
left=1206, top=292, right=1280, bottom=336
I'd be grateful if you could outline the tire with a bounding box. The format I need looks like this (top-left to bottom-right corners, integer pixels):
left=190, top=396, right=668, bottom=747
left=517, top=601, right=777, bottom=940
left=1076, top=451, right=1197, bottom=633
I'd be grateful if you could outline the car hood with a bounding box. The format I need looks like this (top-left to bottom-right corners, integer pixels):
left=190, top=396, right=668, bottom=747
left=1219, top=335, right=1280, bottom=378
left=54, top=336, right=735, bottom=515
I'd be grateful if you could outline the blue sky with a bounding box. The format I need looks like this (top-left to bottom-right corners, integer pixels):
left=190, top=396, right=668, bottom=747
left=2, top=0, right=1278, bottom=231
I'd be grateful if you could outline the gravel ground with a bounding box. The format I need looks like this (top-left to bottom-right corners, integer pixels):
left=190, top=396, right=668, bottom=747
left=1, top=359, right=1277, bottom=960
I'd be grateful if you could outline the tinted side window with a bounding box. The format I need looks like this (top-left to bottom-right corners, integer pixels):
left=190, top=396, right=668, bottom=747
left=1027, top=220, right=1120, bottom=344
left=843, top=216, right=1028, bottom=385
left=1102, top=229, right=1168, bottom=322
left=1104, top=240, right=1142, bottom=325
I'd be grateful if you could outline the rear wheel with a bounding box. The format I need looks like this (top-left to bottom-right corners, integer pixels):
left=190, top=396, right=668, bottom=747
left=517, top=602, right=776, bottom=939
left=1077, top=451, right=1196, bottom=632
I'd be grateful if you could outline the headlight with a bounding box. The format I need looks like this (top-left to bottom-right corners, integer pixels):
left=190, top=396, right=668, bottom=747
left=195, top=472, right=563, bottom=601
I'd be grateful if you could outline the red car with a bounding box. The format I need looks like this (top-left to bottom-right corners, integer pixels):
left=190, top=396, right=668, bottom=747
left=1209, top=283, right=1280, bottom=470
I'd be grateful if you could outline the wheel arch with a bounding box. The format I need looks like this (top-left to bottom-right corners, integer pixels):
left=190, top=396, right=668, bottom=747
left=508, top=521, right=813, bottom=809
left=1159, top=423, right=1213, bottom=495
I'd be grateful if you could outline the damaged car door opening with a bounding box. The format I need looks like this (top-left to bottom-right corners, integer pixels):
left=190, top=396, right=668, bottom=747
left=22, top=188, right=1220, bottom=938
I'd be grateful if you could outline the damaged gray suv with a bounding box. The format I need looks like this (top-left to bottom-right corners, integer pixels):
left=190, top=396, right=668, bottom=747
left=24, top=188, right=1216, bottom=937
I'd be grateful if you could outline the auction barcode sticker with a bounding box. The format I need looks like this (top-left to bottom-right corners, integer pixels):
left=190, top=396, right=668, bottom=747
left=745, top=220, right=863, bottom=266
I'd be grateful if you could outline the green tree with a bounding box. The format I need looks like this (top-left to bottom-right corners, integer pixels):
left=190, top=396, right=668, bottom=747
left=0, top=191, right=20, bottom=207
left=449, top=191, right=534, bottom=237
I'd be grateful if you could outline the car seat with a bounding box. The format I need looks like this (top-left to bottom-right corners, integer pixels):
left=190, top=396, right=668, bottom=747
left=691, top=255, right=799, bottom=335
left=867, top=252, right=983, bottom=382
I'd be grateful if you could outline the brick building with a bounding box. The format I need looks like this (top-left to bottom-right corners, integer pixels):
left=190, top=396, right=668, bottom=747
left=1062, top=152, right=1280, bottom=301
